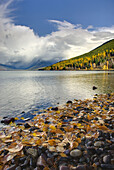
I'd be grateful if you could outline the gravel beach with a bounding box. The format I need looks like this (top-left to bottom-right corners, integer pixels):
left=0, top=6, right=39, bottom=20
left=0, top=93, right=114, bottom=170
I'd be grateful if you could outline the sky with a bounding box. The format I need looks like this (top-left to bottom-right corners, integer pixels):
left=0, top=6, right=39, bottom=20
left=0, top=0, right=114, bottom=66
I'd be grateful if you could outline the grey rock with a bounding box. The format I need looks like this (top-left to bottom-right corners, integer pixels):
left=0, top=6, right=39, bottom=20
left=75, top=165, right=87, bottom=170
left=103, top=155, right=111, bottom=164
left=70, top=149, right=82, bottom=157
left=59, top=165, right=70, bottom=170
left=94, top=141, right=104, bottom=147
left=26, top=148, right=37, bottom=158
left=87, top=147, right=96, bottom=154
left=101, top=164, right=114, bottom=169
left=79, top=157, right=86, bottom=163
left=7, top=165, right=16, bottom=170
left=15, top=166, right=21, bottom=170
left=37, top=155, right=47, bottom=167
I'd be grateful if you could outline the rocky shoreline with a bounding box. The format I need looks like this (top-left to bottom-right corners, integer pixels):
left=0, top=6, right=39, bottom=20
left=0, top=93, right=114, bottom=170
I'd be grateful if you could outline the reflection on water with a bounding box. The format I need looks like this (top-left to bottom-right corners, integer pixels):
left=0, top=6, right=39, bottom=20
left=0, top=71, right=113, bottom=117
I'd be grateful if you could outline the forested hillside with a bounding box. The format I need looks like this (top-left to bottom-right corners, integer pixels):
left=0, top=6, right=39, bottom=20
left=43, top=39, right=114, bottom=70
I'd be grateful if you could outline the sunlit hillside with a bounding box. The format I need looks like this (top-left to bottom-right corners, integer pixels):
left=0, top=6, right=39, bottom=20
left=42, top=39, right=114, bottom=71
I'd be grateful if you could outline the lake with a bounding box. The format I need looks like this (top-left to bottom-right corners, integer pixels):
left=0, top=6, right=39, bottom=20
left=0, top=71, right=114, bottom=119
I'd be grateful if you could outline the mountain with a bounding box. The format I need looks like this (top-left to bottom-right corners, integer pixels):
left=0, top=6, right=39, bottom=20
left=0, top=59, right=58, bottom=71
left=0, top=64, right=14, bottom=71
left=43, top=39, right=114, bottom=71
left=28, top=59, right=58, bottom=70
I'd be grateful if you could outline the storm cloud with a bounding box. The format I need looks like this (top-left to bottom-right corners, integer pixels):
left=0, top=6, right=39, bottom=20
left=0, top=0, right=114, bottom=66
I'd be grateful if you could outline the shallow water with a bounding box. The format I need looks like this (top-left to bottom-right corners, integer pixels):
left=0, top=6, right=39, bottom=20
left=0, top=71, right=114, bottom=118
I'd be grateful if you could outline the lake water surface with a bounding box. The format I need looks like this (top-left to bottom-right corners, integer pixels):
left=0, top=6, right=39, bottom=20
left=0, top=71, right=114, bottom=118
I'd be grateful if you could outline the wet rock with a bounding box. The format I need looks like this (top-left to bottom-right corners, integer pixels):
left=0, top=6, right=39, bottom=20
left=110, top=138, right=114, bottom=142
left=44, top=120, right=50, bottom=124
left=15, top=166, right=21, bottom=170
left=51, top=107, right=58, bottom=111
left=93, top=157, right=99, bottom=163
left=17, top=123, right=23, bottom=126
left=21, top=159, right=30, bottom=169
left=66, top=100, right=72, bottom=104
left=59, top=165, right=70, bottom=170
left=70, top=149, right=82, bottom=157
left=103, top=155, right=111, bottom=164
left=7, top=164, right=16, bottom=170
left=1, top=117, right=15, bottom=124
left=47, top=158, right=54, bottom=166
left=93, top=117, right=98, bottom=121
left=37, top=155, right=47, bottom=167
left=94, top=141, right=104, bottom=147
left=79, top=157, right=86, bottom=163
left=48, top=146, right=56, bottom=152
left=75, top=165, right=87, bottom=170
left=86, top=157, right=90, bottom=164
left=96, top=148, right=104, bottom=155
left=86, top=141, right=93, bottom=146
left=81, top=136, right=86, bottom=141
left=111, top=159, right=114, bottom=165
left=93, top=86, right=97, bottom=90
left=24, top=117, right=31, bottom=121
left=34, top=168, right=38, bottom=170
left=64, top=149, right=70, bottom=155
left=19, top=156, right=27, bottom=164
left=3, top=116, right=8, bottom=119
left=26, top=148, right=37, bottom=158
left=98, top=137, right=104, bottom=141
left=24, top=123, right=31, bottom=128
left=30, top=157, right=37, bottom=168
left=87, top=147, right=96, bottom=154
left=101, top=164, right=114, bottom=169
left=58, top=157, right=69, bottom=163
left=29, top=126, right=39, bottom=132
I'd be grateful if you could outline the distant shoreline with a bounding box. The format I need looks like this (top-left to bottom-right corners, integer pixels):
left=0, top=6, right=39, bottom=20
left=38, top=69, right=114, bottom=71
left=0, top=69, right=114, bottom=71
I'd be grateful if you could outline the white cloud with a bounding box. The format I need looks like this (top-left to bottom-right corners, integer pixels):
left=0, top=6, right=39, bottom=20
left=0, top=0, right=114, bottom=67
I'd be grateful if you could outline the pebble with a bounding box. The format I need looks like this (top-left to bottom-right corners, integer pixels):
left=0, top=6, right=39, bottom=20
left=59, top=165, right=70, bottom=170
left=101, top=164, right=114, bottom=169
left=75, top=165, right=87, bottom=170
left=94, top=141, right=104, bottom=147
left=103, top=155, right=111, bottom=164
left=37, top=155, right=47, bottom=167
left=7, top=165, right=16, bottom=170
left=79, top=157, right=86, bottom=163
left=66, top=100, right=72, bottom=104
left=26, top=148, right=38, bottom=158
left=93, top=86, right=97, bottom=90
left=48, top=146, right=56, bottom=152
left=24, top=123, right=31, bottom=128
left=70, top=149, right=82, bottom=157
left=87, top=147, right=96, bottom=154
left=86, top=141, right=93, bottom=146
left=1, top=117, right=15, bottom=125
left=51, top=107, right=58, bottom=111
left=15, top=166, right=21, bottom=170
